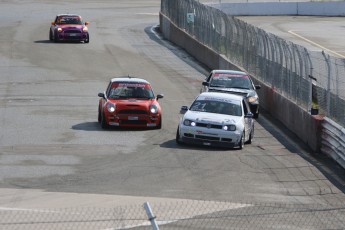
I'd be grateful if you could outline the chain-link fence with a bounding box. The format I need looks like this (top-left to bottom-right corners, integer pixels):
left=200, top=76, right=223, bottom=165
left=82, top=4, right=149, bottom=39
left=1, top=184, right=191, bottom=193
left=1, top=201, right=345, bottom=229
left=160, top=0, right=345, bottom=127
left=198, top=0, right=345, bottom=3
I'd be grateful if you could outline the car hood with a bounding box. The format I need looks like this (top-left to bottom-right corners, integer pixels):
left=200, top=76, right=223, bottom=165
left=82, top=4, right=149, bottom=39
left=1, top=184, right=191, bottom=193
left=59, top=24, right=84, bottom=30
left=109, top=99, right=155, bottom=110
left=184, top=111, right=241, bottom=125
left=208, top=87, right=257, bottom=97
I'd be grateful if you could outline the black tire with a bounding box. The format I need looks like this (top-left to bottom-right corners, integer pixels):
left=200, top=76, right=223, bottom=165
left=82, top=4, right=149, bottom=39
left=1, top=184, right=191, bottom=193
left=49, top=30, right=53, bottom=41
left=246, top=125, right=254, bottom=144
left=254, top=112, right=259, bottom=119
left=101, top=112, right=108, bottom=129
left=156, top=117, right=162, bottom=129
left=238, top=132, right=245, bottom=149
left=54, top=33, right=59, bottom=43
left=175, top=126, right=183, bottom=145
left=85, top=33, right=89, bottom=43
left=98, top=107, right=101, bottom=123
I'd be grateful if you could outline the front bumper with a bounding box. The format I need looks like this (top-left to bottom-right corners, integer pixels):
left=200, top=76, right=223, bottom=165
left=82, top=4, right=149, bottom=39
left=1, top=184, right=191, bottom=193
left=106, top=114, right=161, bottom=128
left=179, top=125, right=241, bottom=148
left=57, top=31, right=88, bottom=41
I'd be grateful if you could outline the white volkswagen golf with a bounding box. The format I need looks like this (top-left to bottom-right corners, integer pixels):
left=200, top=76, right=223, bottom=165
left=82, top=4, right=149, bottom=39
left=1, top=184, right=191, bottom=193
left=176, top=92, right=254, bottom=149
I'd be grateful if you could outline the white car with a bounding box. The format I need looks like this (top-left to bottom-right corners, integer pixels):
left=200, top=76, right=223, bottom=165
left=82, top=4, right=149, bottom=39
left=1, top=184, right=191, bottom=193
left=176, top=92, right=254, bottom=149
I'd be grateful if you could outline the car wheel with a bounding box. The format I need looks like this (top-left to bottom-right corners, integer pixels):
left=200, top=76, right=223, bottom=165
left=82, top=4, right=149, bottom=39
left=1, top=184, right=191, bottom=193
left=49, top=30, right=53, bottom=41
left=101, top=112, right=108, bottom=129
left=175, top=126, right=183, bottom=145
left=156, top=117, right=162, bottom=129
left=98, top=107, right=101, bottom=123
left=85, top=34, right=89, bottom=43
left=246, top=125, right=254, bottom=144
left=239, top=132, right=245, bottom=149
left=54, top=33, right=59, bottom=43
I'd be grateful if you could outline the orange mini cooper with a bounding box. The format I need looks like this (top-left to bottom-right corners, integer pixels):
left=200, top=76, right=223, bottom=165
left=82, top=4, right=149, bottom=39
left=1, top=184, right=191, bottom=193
left=98, top=77, right=164, bottom=129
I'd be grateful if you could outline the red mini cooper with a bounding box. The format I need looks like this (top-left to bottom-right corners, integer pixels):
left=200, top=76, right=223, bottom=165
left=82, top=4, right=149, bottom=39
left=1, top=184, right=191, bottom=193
left=98, top=77, right=164, bottom=129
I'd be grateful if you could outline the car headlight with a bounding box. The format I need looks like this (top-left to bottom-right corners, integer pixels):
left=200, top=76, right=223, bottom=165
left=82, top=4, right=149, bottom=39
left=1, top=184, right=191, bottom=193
left=248, top=96, right=258, bottom=103
left=83, top=27, right=88, bottom=32
left=183, top=119, right=196, bottom=126
left=57, top=28, right=62, bottom=32
left=150, top=104, right=159, bottom=114
left=222, top=124, right=236, bottom=131
left=107, top=103, right=116, bottom=113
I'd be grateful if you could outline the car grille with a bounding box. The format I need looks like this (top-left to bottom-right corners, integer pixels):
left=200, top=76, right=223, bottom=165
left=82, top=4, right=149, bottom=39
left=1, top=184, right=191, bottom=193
left=65, top=30, right=81, bottom=33
left=118, top=110, right=148, bottom=115
left=195, top=122, right=222, bottom=129
left=184, top=134, right=232, bottom=142
left=195, top=135, right=220, bottom=141
left=120, top=120, right=147, bottom=125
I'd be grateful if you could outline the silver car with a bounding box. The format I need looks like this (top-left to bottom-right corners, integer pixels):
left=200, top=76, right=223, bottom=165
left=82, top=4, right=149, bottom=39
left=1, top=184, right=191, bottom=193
left=176, top=92, right=254, bottom=149
left=201, top=69, right=261, bottom=118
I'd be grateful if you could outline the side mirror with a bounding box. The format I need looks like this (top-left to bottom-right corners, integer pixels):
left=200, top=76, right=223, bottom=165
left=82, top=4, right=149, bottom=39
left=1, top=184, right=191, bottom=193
left=51, top=22, right=55, bottom=25
left=255, top=85, right=261, bottom=90
left=156, top=94, right=164, bottom=100
left=202, top=82, right=209, bottom=86
left=85, top=21, right=89, bottom=25
left=245, top=112, right=254, bottom=118
left=98, top=92, right=105, bottom=99
left=180, top=106, right=188, bottom=114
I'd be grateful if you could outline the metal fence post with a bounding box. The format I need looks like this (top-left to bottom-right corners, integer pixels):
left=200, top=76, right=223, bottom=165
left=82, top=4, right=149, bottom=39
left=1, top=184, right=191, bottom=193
left=321, top=51, right=331, bottom=117
left=143, top=202, right=159, bottom=230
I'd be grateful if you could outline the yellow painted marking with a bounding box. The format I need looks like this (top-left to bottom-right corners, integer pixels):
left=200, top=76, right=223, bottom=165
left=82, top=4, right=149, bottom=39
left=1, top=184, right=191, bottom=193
left=288, top=30, right=345, bottom=58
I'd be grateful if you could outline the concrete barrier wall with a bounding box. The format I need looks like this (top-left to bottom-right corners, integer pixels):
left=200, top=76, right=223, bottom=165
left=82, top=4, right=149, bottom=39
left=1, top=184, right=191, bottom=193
left=299, top=2, right=345, bottom=16
left=160, top=13, right=322, bottom=152
left=251, top=78, right=323, bottom=152
left=211, top=2, right=345, bottom=16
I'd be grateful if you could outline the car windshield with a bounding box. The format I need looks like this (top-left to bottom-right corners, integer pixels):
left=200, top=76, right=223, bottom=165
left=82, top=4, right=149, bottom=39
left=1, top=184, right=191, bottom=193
left=108, top=82, right=154, bottom=99
left=56, top=16, right=83, bottom=25
left=210, top=74, right=252, bottom=90
left=190, top=100, right=242, bottom=116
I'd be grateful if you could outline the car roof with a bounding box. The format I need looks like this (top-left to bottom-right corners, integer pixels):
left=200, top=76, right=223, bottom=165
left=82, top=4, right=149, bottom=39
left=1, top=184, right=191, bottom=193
left=110, top=77, right=150, bottom=84
left=211, top=69, right=247, bottom=75
left=56, top=14, right=82, bottom=17
left=197, top=92, right=244, bottom=101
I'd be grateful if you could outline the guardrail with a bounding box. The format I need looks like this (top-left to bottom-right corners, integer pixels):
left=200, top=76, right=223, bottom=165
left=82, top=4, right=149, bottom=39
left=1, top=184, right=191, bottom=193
left=321, top=117, right=345, bottom=169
